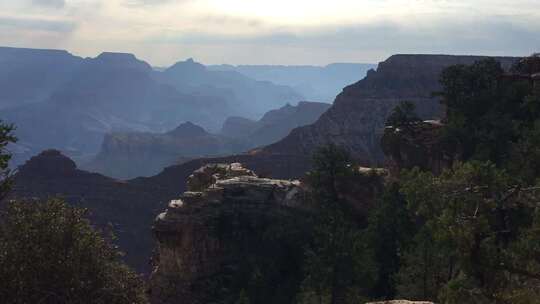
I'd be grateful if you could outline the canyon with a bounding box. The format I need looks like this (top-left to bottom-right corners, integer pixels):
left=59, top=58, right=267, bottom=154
left=85, top=101, right=330, bottom=179
left=7, top=53, right=521, bottom=275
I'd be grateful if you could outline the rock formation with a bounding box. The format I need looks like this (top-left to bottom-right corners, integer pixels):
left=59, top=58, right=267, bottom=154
left=1, top=47, right=305, bottom=167
left=9, top=53, right=524, bottom=282
left=209, top=62, right=376, bottom=102
left=149, top=163, right=308, bottom=304
left=220, top=116, right=259, bottom=138
left=262, top=54, right=520, bottom=165
left=2, top=51, right=234, bottom=166
left=87, top=101, right=329, bottom=179
left=381, top=120, right=449, bottom=176
left=221, top=101, right=331, bottom=147
left=9, top=149, right=311, bottom=273
left=156, top=58, right=303, bottom=119
left=0, top=46, right=82, bottom=109
left=9, top=150, right=170, bottom=273
left=85, top=122, right=248, bottom=179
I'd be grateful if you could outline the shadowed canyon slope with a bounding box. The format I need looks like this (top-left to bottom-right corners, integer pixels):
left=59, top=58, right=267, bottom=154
left=7, top=53, right=521, bottom=275
left=221, top=101, right=331, bottom=148
left=209, top=63, right=376, bottom=102
left=10, top=150, right=310, bottom=273
left=0, top=48, right=304, bottom=166
left=0, top=47, right=83, bottom=109
left=262, top=54, right=520, bottom=164
left=157, top=59, right=304, bottom=118
left=85, top=122, right=248, bottom=179
left=85, top=101, right=329, bottom=179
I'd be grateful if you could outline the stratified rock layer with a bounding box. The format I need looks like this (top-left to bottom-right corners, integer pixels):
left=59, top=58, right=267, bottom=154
left=150, top=163, right=307, bottom=304
left=263, top=54, right=519, bottom=164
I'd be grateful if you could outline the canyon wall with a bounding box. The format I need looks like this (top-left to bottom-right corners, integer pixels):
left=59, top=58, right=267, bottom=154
left=263, top=54, right=519, bottom=164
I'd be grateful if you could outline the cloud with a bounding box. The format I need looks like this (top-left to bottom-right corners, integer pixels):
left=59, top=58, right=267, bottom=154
left=1, top=0, right=539, bottom=65
left=122, top=0, right=188, bottom=7
left=0, top=16, right=75, bottom=32
left=140, top=14, right=540, bottom=65
left=31, top=0, right=65, bottom=9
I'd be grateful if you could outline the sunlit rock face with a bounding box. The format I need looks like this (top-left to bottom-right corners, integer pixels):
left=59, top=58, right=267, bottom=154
left=149, top=163, right=309, bottom=304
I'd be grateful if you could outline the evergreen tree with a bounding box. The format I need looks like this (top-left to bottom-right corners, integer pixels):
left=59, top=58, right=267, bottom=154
left=438, top=56, right=540, bottom=172
left=0, top=198, right=148, bottom=304
left=299, top=144, right=374, bottom=304
left=366, top=182, right=415, bottom=299
left=398, top=162, right=540, bottom=303
left=0, top=120, right=16, bottom=200
left=385, top=101, right=422, bottom=128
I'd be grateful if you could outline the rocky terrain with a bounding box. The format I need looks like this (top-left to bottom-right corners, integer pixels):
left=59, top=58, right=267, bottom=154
left=0, top=47, right=82, bottom=109
left=155, top=58, right=303, bottom=119
left=85, top=101, right=328, bottom=179
left=2, top=52, right=231, bottom=165
left=7, top=53, right=522, bottom=279
left=0, top=47, right=304, bottom=167
left=150, top=163, right=309, bottom=303
left=148, top=161, right=387, bottom=303
left=262, top=54, right=520, bottom=165
left=9, top=149, right=311, bottom=273
left=221, top=101, right=331, bottom=148
left=210, top=63, right=376, bottom=102
left=85, top=122, right=248, bottom=179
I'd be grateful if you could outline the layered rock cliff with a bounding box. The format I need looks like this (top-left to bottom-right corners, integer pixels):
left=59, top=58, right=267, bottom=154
left=221, top=101, right=331, bottom=147
left=10, top=150, right=170, bottom=273
left=263, top=54, right=519, bottom=164
left=156, top=58, right=303, bottom=119
left=150, top=163, right=309, bottom=304
left=10, top=149, right=311, bottom=273
left=209, top=62, right=376, bottom=102
left=87, top=101, right=330, bottom=179
left=0, top=46, right=83, bottom=109
left=85, top=122, right=248, bottom=179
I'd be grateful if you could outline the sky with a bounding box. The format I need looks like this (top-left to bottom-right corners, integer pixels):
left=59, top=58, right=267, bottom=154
left=0, top=0, right=539, bottom=66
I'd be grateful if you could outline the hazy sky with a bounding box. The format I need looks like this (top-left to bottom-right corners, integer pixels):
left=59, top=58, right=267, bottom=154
left=1, top=0, right=539, bottom=66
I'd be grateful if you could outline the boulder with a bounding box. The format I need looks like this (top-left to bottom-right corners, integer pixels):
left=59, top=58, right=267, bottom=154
left=186, top=163, right=257, bottom=192
left=150, top=163, right=307, bottom=304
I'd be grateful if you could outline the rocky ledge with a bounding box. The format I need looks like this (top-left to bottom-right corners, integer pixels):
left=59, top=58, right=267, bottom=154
left=366, top=301, right=434, bottom=304
left=381, top=120, right=451, bottom=176
left=149, top=163, right=308, bottom=304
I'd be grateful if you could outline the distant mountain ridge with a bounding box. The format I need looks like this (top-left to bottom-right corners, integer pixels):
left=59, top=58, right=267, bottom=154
left=10, top=149, right=310, bottom=273
left=262, top=54, right=521, bottom=163
left=156, top=58, right=304, bottom=118
left=0, top=47, right=305, bottom=166
left=209, top=62, right=376, bottom=102
left=84, top=122, right=248, bottom=179
left=9, top=53, right=525, bottom=275
left=0, top=46, right=83, bottom=109
left=2, top=51, right=230, bottom=165
left=85, top=101, right=329, bottom=179
left=221, top=101, right=331, bottom=147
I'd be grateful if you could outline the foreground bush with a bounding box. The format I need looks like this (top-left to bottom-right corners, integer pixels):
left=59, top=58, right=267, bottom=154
left=0, top=198, right=148, bottom=304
